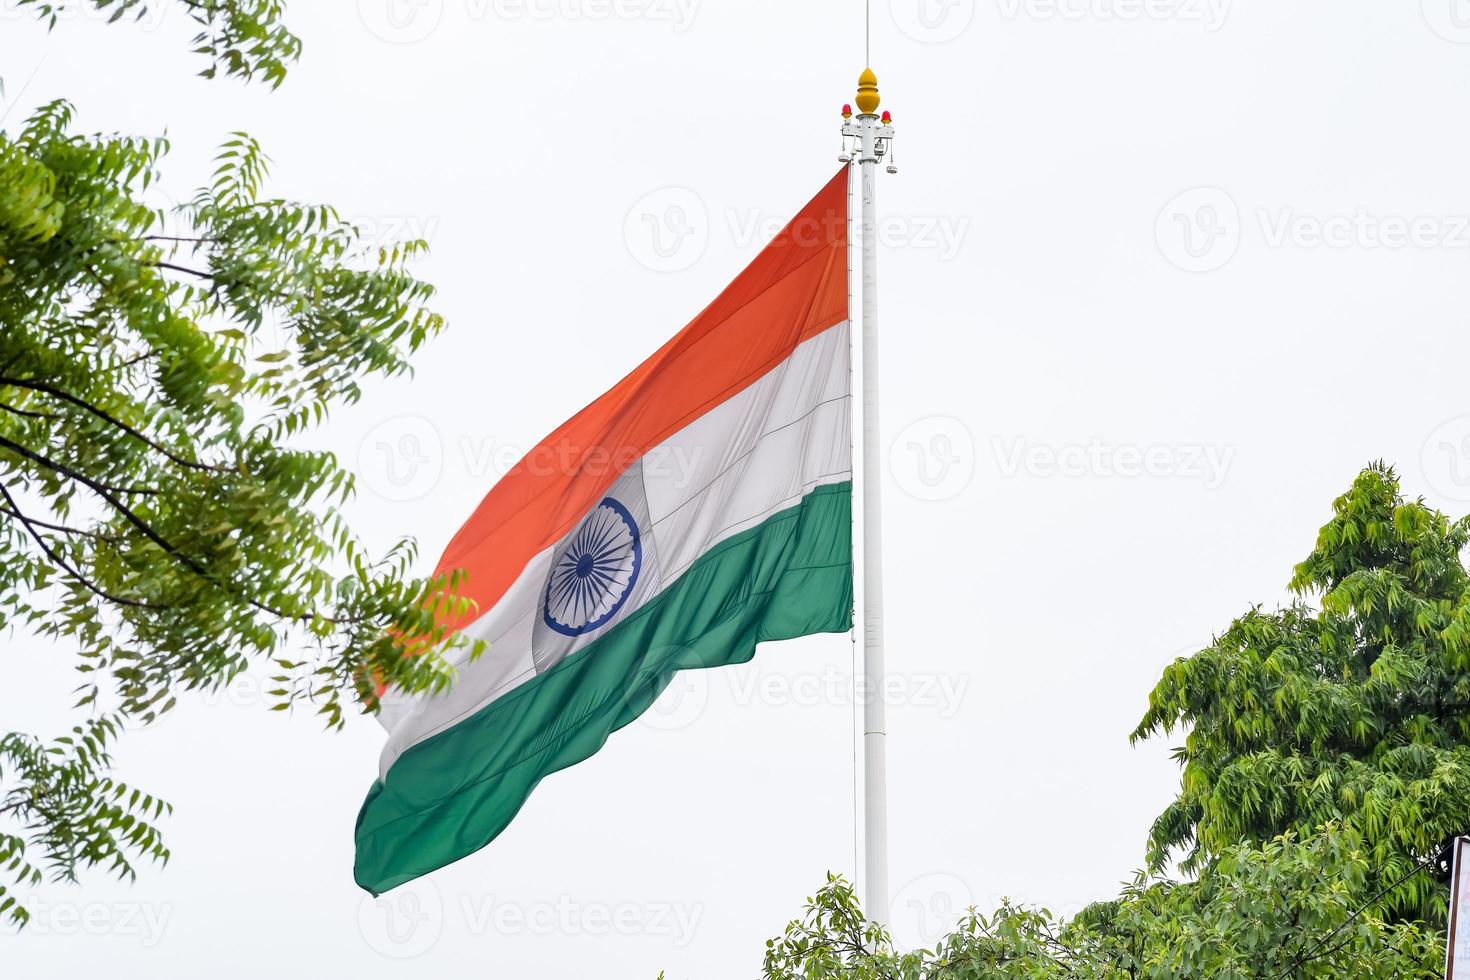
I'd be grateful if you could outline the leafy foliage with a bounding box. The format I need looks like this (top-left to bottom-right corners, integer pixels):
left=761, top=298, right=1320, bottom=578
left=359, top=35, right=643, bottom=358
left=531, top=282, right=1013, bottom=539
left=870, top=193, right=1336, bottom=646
left=1134, top=463, right=1470, bottom=915
left=0, top=6, right=476, bottom=926
left=759, top=465, right=1464, bottom=978
left=0, top=717, right=168, bottom=929
left=13, top=1, right=302, bottom=86
left=763, top=829, right=1443, bottom=978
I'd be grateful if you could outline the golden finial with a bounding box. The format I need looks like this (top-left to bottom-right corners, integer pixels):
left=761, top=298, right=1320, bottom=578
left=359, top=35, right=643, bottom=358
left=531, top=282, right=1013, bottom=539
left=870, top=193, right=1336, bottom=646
left=855, top=67, right=880, bottom=115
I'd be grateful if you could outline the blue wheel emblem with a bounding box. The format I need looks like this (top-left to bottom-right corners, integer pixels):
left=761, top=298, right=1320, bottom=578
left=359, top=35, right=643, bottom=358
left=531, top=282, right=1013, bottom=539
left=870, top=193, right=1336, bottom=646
left=543, top=497, right=643, bottom=637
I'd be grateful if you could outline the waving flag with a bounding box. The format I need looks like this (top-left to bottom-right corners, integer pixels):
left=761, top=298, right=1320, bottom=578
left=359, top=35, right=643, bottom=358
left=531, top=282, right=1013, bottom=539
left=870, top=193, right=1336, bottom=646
left=355, top=170, right=853, bottom=894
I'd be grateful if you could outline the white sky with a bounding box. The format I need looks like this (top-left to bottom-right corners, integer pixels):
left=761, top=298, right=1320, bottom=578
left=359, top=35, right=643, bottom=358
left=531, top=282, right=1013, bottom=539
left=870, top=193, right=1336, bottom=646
left=4, top=1, right=1470, bottom=977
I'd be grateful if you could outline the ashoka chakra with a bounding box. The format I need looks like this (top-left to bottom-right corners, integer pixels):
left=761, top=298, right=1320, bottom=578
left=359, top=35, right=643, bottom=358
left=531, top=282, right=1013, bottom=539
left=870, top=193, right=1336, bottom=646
left=542, top=497, right=643, bottom=637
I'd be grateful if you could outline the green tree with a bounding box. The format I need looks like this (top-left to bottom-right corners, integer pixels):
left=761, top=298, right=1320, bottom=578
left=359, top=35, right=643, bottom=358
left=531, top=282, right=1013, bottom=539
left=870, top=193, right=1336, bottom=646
left=15, top=0, right=301, bottom=86
left=0, top=2, right=474, bottom=926
left=756, top=465, right=1463, bottom=978
left=762, top=829, right=1443, bottom=978
left=1134, top=462, right=1470, bottom=915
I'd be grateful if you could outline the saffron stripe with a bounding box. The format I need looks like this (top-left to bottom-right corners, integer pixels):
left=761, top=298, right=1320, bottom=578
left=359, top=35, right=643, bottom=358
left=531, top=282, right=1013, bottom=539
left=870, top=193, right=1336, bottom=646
left=429, top=170, right=848, bottom=630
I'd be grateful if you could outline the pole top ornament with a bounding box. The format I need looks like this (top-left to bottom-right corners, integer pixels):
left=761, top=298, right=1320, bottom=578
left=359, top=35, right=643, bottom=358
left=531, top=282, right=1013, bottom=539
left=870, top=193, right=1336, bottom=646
left=855, top=67, right=880, bottom=115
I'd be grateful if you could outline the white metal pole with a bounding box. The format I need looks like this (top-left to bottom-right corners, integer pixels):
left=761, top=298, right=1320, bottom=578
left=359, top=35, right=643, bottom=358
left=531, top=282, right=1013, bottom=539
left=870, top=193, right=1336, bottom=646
left=856, top=79, right=889, bottom=930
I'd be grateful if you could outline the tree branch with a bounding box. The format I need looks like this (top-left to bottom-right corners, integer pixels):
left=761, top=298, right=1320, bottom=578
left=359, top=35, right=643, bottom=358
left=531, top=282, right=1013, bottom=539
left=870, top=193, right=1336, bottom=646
left=0, top=433, right=354, bottom=627
left=0, top=501, right=120, bottom=543
left=143, top=235, right=216, bottom=244
left=147, top=261, right=215, bottom=281
left=0, top=377, right=230, bottom=474
left=0, top=433, right=199, bottom=570
left=0, top=401, right=59, bottom=421
left=0, top=482, right=164, bottom=610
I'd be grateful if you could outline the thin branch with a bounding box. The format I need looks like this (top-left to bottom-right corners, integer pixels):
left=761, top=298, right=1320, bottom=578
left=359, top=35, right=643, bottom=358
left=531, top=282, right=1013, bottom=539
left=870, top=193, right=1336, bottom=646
left=0, top=401, right=59, bottom=421
left=0, top=502, right=120, bottom=543
left=142, top=235, right=216, bottom=244
left=0, top=433, right=352, bottom=627
left=0, top=377, right=230, bottom=474
left=0, top=433, right=199, bottom=570
left=0, top=435, right=157, bottom=497
left=0, top=482, right=164, bottom=610
left=89, top=350, right=159, bottom=377
left=147, top=261, right=214, bottom=281
left=117, top=351, right=156, bottom=369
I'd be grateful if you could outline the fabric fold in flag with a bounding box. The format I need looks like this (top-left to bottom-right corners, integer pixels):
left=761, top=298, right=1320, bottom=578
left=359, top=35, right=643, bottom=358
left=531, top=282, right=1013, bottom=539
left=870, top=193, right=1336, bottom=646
left=354, top=169, right=853, bottom=895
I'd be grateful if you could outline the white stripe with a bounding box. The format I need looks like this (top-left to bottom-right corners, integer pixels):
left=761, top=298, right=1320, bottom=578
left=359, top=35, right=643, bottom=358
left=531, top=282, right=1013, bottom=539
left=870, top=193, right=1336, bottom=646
left=377, top=320, right=851, bottom=775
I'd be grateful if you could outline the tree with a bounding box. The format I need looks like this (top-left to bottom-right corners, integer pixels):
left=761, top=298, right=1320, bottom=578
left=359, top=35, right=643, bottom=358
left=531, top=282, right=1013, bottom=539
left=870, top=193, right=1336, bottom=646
left=757, top=464, right=1463, bottom=978
left=1134, top=462, right=1470, bottom=916
left=0, top=2, right=474, bottom=926
left=762, top=829, right=1443, bottom=978
left=15, top=0, right=301, bottom=86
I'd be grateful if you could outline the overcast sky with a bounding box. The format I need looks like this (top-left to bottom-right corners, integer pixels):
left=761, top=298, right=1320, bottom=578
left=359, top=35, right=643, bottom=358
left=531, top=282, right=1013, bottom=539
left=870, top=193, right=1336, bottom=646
left=5, top=1, right=1470, bottom=977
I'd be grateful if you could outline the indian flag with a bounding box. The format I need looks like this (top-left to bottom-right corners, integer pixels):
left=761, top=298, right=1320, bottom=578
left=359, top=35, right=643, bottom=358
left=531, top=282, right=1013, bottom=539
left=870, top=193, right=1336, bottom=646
left=354, top=170, right=853, bottom=895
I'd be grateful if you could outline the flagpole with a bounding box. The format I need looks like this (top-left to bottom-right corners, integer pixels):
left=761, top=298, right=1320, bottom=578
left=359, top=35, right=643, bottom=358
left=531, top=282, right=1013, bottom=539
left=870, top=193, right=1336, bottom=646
left=843, top=66, right=895, bottom=929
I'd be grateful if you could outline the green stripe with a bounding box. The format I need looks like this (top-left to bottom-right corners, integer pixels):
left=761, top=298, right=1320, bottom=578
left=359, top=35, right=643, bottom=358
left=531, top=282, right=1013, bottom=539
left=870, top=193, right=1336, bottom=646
left=354, top=481, right=852, bottom=895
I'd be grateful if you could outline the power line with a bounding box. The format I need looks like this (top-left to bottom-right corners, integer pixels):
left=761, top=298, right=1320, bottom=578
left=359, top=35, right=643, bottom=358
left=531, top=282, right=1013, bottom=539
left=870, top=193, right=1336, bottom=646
left=1269, top=856, right=1433, bottom=978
